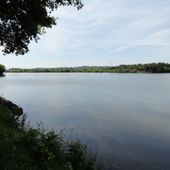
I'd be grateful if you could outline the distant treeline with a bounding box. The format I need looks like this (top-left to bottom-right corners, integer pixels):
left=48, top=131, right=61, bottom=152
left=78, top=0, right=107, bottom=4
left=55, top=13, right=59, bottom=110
left=7, top=63, right=170, bottom=73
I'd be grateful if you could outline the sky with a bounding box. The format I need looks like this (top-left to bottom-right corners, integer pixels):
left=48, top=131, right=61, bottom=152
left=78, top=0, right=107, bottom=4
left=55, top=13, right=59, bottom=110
left=1, top=0, right=170, bottom=68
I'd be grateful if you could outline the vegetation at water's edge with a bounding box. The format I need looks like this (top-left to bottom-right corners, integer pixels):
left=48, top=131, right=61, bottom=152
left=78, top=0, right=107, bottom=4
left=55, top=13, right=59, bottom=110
left=0, top=64, right=5, bottom=76
left=0, top=97, right=103, bottom=170
left=7, top=63, right=170, bottom=73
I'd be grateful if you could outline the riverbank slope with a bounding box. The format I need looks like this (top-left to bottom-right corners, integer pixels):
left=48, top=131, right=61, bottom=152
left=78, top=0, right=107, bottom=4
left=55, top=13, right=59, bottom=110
left=0, top=97, right=102, bottom=170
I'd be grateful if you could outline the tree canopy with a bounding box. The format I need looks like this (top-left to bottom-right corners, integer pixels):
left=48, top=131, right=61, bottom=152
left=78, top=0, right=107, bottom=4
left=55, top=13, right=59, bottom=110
left=0, top=0, right=83, bottom=55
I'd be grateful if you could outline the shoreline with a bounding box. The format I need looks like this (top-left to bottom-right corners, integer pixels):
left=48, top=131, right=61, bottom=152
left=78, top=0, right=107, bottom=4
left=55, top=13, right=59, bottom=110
left=0, top=97, right=104, bottom=170
left=6, top=63, right=170, bottom=73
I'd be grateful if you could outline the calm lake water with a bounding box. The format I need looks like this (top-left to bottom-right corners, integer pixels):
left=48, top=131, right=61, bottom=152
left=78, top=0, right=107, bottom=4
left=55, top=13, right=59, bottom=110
left=1, top=73, right=170, bottom=170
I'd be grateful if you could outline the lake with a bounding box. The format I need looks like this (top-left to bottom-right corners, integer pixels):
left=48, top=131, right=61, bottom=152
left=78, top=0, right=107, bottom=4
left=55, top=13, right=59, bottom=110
left=1, top=73, right=170, bottom=170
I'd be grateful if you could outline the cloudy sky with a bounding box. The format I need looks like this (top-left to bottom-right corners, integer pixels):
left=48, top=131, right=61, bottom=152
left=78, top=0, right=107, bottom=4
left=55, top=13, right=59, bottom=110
left=1, top=0, right=170, bottom=68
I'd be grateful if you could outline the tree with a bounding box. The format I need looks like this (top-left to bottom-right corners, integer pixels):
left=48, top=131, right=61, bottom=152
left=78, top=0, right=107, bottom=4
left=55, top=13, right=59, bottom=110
left=0, top=0, right=83, bottom=55
left=0, top=64, right=5, bottom=76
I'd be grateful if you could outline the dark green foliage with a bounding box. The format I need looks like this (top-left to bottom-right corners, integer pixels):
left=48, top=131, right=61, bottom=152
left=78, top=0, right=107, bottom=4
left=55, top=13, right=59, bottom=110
left=7, top=63, right=170, bottom=73
left=0, top=98, right=102, bottom=170
left=110, top=63, right=170, bottom=73
left=67, top=142, right=98, bottom=170
left=0, top=64, right=5, bottom=76
left=0, top=0, right=83, bottom=55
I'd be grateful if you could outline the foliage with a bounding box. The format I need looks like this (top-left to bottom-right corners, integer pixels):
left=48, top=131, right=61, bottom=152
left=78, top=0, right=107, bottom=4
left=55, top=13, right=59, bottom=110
left=7, top=63, right=170, bottom=73
left=0, top=64, right=5, bottom=76
left=0, top=0, right=83, bottom=55
left=0, top=98, right=103, bottom=170
left=110, top=63, right=170, bottom=73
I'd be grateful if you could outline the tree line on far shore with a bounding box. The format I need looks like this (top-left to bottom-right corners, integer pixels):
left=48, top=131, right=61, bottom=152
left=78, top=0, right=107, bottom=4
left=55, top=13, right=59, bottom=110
left=6, top=63, right=170, bottom=73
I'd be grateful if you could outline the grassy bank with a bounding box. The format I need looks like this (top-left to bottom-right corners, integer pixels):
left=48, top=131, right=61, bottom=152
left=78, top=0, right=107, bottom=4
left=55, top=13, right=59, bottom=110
left=0, top=97, right=103, bottom=170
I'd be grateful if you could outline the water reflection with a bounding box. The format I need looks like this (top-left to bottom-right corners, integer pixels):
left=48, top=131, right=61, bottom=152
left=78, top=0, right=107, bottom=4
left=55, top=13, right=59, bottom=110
left=1, top=73, right=170, bottom=170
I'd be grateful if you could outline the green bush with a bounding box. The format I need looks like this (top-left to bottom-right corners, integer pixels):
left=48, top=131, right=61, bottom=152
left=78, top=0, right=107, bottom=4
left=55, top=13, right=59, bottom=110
left=0, top=99, right=103, bottom=170
left=0, top=64, right=5, bottom=76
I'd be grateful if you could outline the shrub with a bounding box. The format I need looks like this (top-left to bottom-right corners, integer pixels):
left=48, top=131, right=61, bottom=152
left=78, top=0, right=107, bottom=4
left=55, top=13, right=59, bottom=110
left=0, top=64, right=5, bottom=76
left=0, top=98, right=103, bottom=170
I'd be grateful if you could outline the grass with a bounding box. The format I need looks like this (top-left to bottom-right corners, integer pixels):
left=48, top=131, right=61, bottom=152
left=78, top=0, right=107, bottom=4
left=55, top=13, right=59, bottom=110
left=0, top=99, right=104, bottom=170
